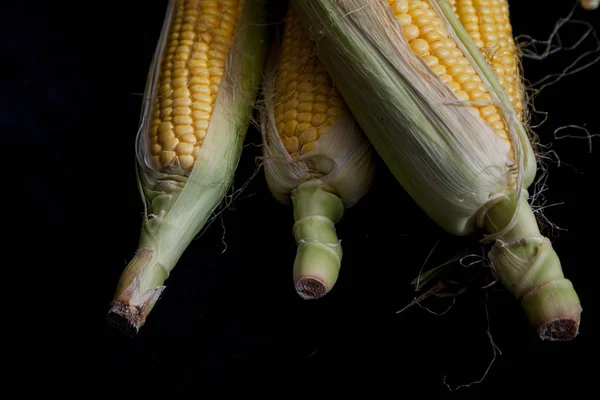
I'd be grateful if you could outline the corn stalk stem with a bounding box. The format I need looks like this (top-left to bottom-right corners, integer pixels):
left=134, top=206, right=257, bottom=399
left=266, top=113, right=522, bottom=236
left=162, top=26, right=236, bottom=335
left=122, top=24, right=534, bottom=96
left=485, top=192, right=581, bottom=341
left=107, top=243, right=167, bottom=337
left=291, top=180, right=344, bottom=299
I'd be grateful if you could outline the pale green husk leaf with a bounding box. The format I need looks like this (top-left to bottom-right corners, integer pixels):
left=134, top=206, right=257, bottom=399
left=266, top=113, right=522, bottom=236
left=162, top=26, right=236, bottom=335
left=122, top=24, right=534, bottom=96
left=291, top=0, right=537, bottom=238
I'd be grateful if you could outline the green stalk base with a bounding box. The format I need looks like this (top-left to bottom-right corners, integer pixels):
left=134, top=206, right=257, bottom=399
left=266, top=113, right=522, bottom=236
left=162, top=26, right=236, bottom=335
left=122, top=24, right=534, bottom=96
left=107, top=248, right=166, bottom=337
left=293, top=242, right=341, bottom=299
left=486, top=192, right=581, bottom=341
left=291, top=180, right=344, bottom=299
left=521, top=279, right=581, bottom=341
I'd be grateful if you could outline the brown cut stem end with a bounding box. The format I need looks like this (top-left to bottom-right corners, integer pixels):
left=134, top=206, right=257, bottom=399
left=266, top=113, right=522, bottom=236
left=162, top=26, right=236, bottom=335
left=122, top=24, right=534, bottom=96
left=537, top=318, right=579, bottom=342
left=295, top=277, right=328, bottom=300
left=520, top=279, right=581, bottom=341
left=107, top=301, right=145, bottom=337
left=107, top=248, right=165, bottom=336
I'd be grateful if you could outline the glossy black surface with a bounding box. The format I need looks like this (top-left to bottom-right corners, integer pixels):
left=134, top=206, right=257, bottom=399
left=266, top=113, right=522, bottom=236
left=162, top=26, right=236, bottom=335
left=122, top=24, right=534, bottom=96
left=3, top=1, right=596, bottom=397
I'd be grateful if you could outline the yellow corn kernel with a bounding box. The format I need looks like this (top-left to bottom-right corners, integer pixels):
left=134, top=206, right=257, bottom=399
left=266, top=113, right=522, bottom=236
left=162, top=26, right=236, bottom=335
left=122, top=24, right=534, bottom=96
left=148, top=0, right=241, bottom=174
left=272, top=6, right=348, bottom=156
left=449, top=0, right=525, bottom=119
left=389, top=0, right=513, bottom=158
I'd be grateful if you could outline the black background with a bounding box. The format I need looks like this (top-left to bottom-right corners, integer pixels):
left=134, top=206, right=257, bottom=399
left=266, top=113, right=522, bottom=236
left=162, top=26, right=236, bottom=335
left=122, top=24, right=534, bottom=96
left=3, top=0, right=598, bottom=397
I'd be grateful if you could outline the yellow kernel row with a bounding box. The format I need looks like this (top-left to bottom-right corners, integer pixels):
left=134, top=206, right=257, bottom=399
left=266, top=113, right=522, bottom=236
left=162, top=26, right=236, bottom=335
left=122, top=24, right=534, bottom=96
left=388, top=0, right=513, bottom=156
left=148, top=0, right=241, bottom=173
left=449, top=0, right=524, bottom=118
left=273, top=6, right=347, bottom=158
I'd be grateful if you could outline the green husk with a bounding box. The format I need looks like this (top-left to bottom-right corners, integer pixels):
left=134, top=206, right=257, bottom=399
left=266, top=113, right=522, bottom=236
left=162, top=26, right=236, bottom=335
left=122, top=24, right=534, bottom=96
left=107, top=0, right=269, bottom=336
left=291, top=0, right=580, bottom=339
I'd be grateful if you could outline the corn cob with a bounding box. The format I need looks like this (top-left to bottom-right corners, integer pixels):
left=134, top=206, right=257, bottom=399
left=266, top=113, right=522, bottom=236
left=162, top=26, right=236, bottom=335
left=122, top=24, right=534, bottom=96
left=292, top=0, right=581, bottom=340
left=108, top=0, right=268, bottom=335
left=259, top=6, right=375, bottom=299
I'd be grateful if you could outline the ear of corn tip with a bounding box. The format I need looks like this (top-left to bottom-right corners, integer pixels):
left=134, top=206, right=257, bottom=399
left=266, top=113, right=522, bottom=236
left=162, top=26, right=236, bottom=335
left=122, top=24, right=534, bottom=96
left=291, top=0, right=580, bottom=339
left=108, top=0, right=268, bottom=335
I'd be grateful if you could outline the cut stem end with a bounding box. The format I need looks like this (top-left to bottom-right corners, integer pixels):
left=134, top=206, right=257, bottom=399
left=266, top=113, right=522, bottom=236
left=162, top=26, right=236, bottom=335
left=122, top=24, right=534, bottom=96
left=521, top=279, right=581, bottom=341
left=537, top=319, right=579, bottom=342
left=291, top=180, right=344, bottom=299
left=108, top=247, right=166, bottom=336
left=295, top=277, right=328, bottom=300
left=107, top=302, right=145, bottom=337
